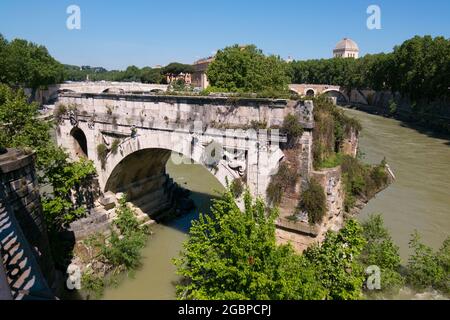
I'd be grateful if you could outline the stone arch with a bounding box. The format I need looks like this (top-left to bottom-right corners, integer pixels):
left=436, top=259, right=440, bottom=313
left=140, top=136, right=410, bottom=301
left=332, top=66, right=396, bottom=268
left=100, top=132, right=240, bottom=196
left=322, top=89, right=349, bottom=104
left=70, top=127, right=89, bottom=158
left=305, top=88, right=316, bottom=97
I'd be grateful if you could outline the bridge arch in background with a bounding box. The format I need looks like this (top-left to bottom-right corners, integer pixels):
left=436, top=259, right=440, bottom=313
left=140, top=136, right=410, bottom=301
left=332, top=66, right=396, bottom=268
left=322, top=89, right=349, bottom=104
left=305, top=88, right=316, bottom=97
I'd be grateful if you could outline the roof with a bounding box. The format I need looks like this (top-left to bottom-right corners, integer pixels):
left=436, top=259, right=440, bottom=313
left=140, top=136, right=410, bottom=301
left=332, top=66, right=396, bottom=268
left=334, top=38, right=359, bottom=52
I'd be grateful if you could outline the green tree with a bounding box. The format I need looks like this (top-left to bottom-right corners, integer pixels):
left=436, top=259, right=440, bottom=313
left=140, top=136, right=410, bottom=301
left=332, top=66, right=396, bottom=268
left=163, top=62, right=195, bottom=78
left=304, top=219, right=367, bottom=300
left=41, top=150, right=96, bottom=230
left=140, top=67, right=164, bottom=84
left=174, top=190, right=325, bottom=300
left=391, top=35, right=450, bottom=102
left=0, top=84, right=96, bottom=231
left=359, top=214, right=404, bottom=294
left=0, top=84, right=53, bottom=168
left=1, top=37, right=63, bottom=89
left=407, top=232, right=449, bottom=294
left=207, top=45, right=289, bottom=93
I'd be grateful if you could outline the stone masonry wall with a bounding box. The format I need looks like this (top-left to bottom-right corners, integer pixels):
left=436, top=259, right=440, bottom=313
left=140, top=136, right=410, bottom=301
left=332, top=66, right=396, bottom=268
left=0, top=149, right=56, bottom=288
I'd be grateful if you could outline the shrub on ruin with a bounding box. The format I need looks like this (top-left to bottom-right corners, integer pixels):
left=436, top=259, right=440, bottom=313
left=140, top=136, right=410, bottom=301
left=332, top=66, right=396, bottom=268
left=266, top=162, right=299, bottom=206
left=341, top=155, right=389, bottom=212
left=230, top=178, right=244, bottom=198
left=97, top=143, right=108, bottom=169
left=54, top=104, right=67, bottom=123
left=298, top=179, right=327, bottom=225
left=111, top=139, right=121, bottom=155
left=281, top=114, right=304, bottom=148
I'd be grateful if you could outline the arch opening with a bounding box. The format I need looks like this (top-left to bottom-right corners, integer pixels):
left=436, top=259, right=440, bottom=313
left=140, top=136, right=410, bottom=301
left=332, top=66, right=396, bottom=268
left=70, top=127, right=88, bottom=158
left=305, top=89, right=315, bottom=97
left=322, top=90, right=348, bottom=105
left=104, top=148, right=226, bottom=219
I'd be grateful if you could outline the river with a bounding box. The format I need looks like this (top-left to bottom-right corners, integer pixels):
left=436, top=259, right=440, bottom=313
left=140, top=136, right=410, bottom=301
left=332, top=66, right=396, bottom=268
left=102, top=159, right=225, bottom=300
left=102, top=109, right=450, bottom=300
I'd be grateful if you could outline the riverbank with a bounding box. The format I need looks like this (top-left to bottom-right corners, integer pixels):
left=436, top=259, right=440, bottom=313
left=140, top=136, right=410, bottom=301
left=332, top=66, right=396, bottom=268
left=343, top=108, right=450, bottom=261
left=345, top=103, right=450, bottom=139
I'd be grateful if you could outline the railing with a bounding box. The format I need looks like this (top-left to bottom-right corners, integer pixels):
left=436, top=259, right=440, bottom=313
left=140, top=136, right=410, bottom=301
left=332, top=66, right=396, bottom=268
left=0, top=182, right=55, bottom=300
left=0, top=252, right=12, bottom=300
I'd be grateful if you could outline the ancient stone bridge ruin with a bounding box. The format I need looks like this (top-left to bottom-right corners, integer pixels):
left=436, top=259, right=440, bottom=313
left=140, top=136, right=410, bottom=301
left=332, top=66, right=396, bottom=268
left=55, top=92, right=316, bottom=220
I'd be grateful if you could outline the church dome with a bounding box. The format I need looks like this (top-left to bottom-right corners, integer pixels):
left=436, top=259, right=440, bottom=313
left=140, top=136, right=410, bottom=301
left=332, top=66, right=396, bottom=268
left=334, top=38, right=359, bottom=52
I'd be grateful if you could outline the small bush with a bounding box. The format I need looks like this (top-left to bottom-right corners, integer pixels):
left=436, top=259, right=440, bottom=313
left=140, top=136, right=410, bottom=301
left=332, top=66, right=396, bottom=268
left=230, top=178, right=244, bottom=198
left=312, top=96, right=361, bottom=168
left=388, top=99, right=398, bottom=115
left=102, top=196, right=148, bottom=270
left=111, top=139, right=121, bottom=155
left=341, top=155, right=389, bottom=212
left=266, top=180, right=284, bottom=206
left=360, top=214, right=404, bottom=294
left=54, top=104, right=67, bottom=122
left=97, top=144, right=108, bottom=169
left=317, top=152, right=344, bottom=169
left=266, top=162, right=299, bottom=206
left=298, top=179, right=327, bottom=225
left=282, top=114, right=304, bottom=148
left=250, top=120, right=268, bottom=130
left=407, top=232, right=449, bottom=294
left=81, top=270, right=105, bottom=300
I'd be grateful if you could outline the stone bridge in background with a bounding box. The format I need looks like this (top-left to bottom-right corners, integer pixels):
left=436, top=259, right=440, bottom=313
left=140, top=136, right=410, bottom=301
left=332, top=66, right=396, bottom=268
left=39, top=82, right=169, bottom=104
left=55, top=92, right=315, bottom=219
left=289, top=84, right=349, bottom=103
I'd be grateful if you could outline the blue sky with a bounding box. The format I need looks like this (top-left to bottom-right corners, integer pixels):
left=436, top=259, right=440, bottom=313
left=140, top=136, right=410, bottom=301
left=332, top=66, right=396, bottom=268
left=0, top=0, right=449, bottom=70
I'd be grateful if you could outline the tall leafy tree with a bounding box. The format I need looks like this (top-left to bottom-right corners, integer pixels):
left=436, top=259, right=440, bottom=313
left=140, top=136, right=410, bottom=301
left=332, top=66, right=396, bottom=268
left=207, top=45, right=289, bottom=93
left=174, top=190, right=325, bottom=300
left=359, top=214, right=404, bottom=294
left=304, top=219, right=367, bottom=300
left=0, top=84, right=96, bottom=231
left=1, top=38, right=63, bottom=89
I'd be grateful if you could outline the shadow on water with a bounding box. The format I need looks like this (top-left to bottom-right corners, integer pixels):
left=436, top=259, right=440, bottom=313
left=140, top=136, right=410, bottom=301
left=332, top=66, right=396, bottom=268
left=161, top=190, right=222, bottom=234
left=343, top=105, right=450, bottom=146
left=399, top=120, right=450, bottom=146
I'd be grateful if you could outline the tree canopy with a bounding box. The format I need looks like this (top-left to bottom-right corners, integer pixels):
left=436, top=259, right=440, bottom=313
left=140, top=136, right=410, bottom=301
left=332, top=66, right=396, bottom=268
left=207, top=45, right=289, bottom=93
left=162, top=62, right=194, bottom=76
left=288, top=35, right=450, bottom=102
left=174, top=190, right=325, bottom=300
left=0, top=35, right=63, bottom=89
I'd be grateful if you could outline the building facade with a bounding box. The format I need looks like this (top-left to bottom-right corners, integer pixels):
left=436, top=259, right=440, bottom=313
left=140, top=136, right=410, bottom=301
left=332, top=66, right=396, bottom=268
left=191, top=56, right=215, bottom=89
